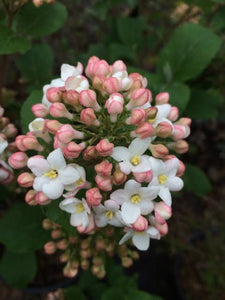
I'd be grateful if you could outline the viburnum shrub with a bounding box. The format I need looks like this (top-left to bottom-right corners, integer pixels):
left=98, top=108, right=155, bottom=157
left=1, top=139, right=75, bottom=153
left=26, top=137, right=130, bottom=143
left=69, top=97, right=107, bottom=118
left=9, top=56, right=191, bottom=278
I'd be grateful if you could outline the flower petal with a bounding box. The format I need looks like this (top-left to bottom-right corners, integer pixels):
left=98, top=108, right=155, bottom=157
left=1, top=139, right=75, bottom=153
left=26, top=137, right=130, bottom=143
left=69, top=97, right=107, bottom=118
left=131, top=155, right=151, bottom=173
left=124, top=179, right=141, bottom=195
left=164, top=158, right=179, bottom=177
left=59, top=165, right=79, bottom=185
left=47, top=148, right=66, bottom=171
left=119, top=230, right=133, bottom=245
left=139, top=200, right=154, bottom=215
left=158, top=186, right=172, bottom=206
left=61, top=64, right=76, bottom=81
left=42, top=179, right=64, bottom=199
left=129, top=138, right=151, bottom=156
left=132, top=232, right=150, bottom=251
left=111, top=147, right=130, bottom=161
left=121, top=202, right=140, bottom=224
left=27, top=157, right=49, bottom=176
left=33, top=175, right=49, bottom=191
left=156, top=104, right=171, bottom=120
left=166, top=176, right=183, bottom=191
left=70, top=213, right=82, bottom=227
left=140, top=186, right=159, bottom=201
left=119, top=161, right=132, bottom=175
left=95, top=214, right=108, bottom=227
left=110, top=190, right=129, bottom=205
left=59, top=197, right=79, bottom=213
left=149, top=157, right=164, bottom=174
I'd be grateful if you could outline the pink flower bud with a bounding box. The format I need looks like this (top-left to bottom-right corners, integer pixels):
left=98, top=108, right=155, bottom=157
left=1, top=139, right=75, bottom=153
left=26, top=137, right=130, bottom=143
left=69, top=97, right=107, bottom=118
left=8, top=152, right=28, bottom=169
left=21, top=135, right=44, bottom=151
left=128, top=73, right=147, bottom=90
left=49, top=103, right=73, bottom=120
left=167, top=140, right=189, bottom=154
left=17, top=172, right=34, bottom=187
left=56, top=124, right=84, bottom=144
left=0, top=161, right=14, bottom=184
left=79, top=90, right=100, bottom=111
left=135, top=122, right=154, bottom=139
left=53, top=136, right=66, bottom=150
left=172, top=124, right=190, bottom=140
left=1, top=117, right=9, bottom=126
left=149, top=216, right=168, bottom=236
left=46, top=87, right=63, bottom=103
left=0, top=106, right=4, bottom=117
left=168, top=106, right=179, bottom=121
left=85, top=56, right=100, bottom=78
left=3, top=124, right=17, bottom=138
left=103, top=77, right=121, bottom=94
left=105, top=93, right=124, bottom=120
left=36, top=191, right=51, bottom=205
left=25, top=190, right=37, bottom=206
left=177, top=160, right=186, bottom=177
left=132, top=216, right=148, bottom=232
left=154, top=201, right=172, bottom=223
left=133, top=170, right=153, bottom=183
left=112, top=60, right=127, bottom=72
left=92, top=75, right=105, bottom=91
left=83, top=146, right=98, bottom=160
left=149, top=144, right=169, bottom=158
left=92, top=59, right=110, bottom=77
left=95, top=160, right=112, bottom=176
left=155, top=122, right=173, bottom=138
left=44, top=241, right=56, bottom=254
left=126, top=108, right=146, bottom=125
left=126, top=88, right=152, bottom=110
left=77, top=214, right=96, bottom=234
left=63, top=141, right=85, bottom=158
left=80, top=108, right=100, bottom=126
left=57, top=239, right=69, bottom=250
left=51, top=229, right=63, bottom=239
left=63, top=90, right=81, bottom=110
left=96, top=139, right=114, bottom=156
left=86, top=187, right=102, bottom=206
left=175, top=117, right=192, bottom=126
left=95, top=175, right=112, bottom=191
left=155, top=92, right=170, bottom=105
left=15, top=135, right=27, bottom=151
left=45, top=120, right=62, bottom=134
left=112, top=169, right=127, bottom=185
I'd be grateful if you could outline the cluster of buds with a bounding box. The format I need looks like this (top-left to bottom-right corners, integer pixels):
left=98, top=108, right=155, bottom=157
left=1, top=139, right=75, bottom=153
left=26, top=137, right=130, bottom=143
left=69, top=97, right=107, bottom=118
left=32, top=0, right=55, bottom=7
left=9, top=57, right=190, bottom=259
left=42, top=218, right=139, bottom=279
left=0, top=106, right=17, bottom=184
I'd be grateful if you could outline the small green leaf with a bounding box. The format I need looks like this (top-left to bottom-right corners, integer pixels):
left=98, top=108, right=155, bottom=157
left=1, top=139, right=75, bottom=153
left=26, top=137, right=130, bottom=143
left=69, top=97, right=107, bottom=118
left=0, top=250, right=37, bottom=288
left=158, top=23, right=222, bottom=82
left=16, top=2, right=67, bottom=38
left=0, top=25, right=30, bottom=55
left=64, top=286, right=86, bottom=300
left=183, top=164, right=212, bottom=196
left=20, top=90, right=42, bottom=133
left=16, top=44, right=54, bottom=88
left=0, top=203, right=50, bottom=253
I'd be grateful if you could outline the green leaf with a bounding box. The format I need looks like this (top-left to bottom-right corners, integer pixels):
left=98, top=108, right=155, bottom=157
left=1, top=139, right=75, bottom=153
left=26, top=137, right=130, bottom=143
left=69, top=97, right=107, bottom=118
left=126, top=289, right=162, bottom=300
left=185, top=88, right=223, bottom=119
left=0, top=203, right=50, bottom=253
left=64, top=286, right=86, bottom=300
left=183, top=164, right=212, bottom=196
left=109, top=43, right=136, bottom=62
left=101, top=287, right=162, bottom=300
left=16, top=2, right=67, bottom=38
left=117, top=17, right=146, bottom=46
left=0, top=25, right=30, bottom=55
left=20, top=90, right=42, bottom=133
left=0, top=250, right=37, bottom=288
left=101, top=287, right=126, bottom=300
left=211, top=7, right=225, bottom=31
left=157, top=23, right=222, bottom=82
left=16, top=44, right=54, bottom=89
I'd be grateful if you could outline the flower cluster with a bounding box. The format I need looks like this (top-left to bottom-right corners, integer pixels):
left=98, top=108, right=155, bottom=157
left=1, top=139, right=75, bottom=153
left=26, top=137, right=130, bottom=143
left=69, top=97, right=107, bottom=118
left=9, top=57, right=191, bottom=255
left=0, top=106, right=17, bottom=184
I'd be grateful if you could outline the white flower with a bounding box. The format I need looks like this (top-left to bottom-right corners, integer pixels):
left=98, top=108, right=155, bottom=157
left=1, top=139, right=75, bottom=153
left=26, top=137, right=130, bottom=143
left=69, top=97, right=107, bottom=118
left=27, top=148, right=80, bottom=199
left=59, top=197, right=90, bottom=228
left=119, top=226, right=160, bottom=251
left=65, top=75, right=89, bottom=93
left=148, top=104, right=173, bottom=128
left=148, top=157, right=183, bottom=206
left=111, top=137, right=152, bottom=175
left=28, top=118, right=51, bottom=142
left=0, top=136, right=8, bottom=154
left=112, top=71, right=132, bottom=90
left=94, top=199, right=124, bottom=227
left=110, top=179, right=159, bottom=224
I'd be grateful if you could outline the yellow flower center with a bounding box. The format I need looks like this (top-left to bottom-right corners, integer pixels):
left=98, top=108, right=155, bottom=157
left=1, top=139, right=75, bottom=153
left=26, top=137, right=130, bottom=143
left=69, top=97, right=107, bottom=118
left=131, top=156, right=140, bottom=166
left=158, top=174, right=168, bottom=185
left=131, top=194, right=141, bottom=204
left=105, top=210, right=114, bottom=220
left=75, top=203, right=85, bottom=213
left=45, top=170, right=58, bottom=179
left=148, top=117, right=156, bottom=124
left=76, top=177, right=84, bottom=186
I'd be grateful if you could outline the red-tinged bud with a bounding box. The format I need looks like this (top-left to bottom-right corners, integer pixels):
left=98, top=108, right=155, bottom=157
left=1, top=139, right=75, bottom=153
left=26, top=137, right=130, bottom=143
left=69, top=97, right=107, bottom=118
left=92, top=59, right=110, bottom=77
left=85, top=56, right=100, bottom=78
left=63, top=90, right=80, bottom=110
left=91, top=265, right=100, bottom=275
left=51, top=228, right=63, bottom=239
left=177, top=160, right=186, bottom=177
left=80, top=108, right=100, bottom=126
left=103, top=77, right=121, bottom=94
left=121, top=257, right=133, bottom=268
left=32, top=104, right=48, bottom=118
left=168, top=106, right=179, bottom=121
left=146, top=106, right=158, bottom=120
left=79, top=90, right=100, bottom=111
left=77, top=214, right=95, bottom=234
left=44, top=241, right=56, bottom=254
left=33, top=0, right=44, bottom=7
left=8, top=152, right=28, bottom=169
left=0, top=106, right=4, bottom=117
left=3, top=124, right=17, bottom=138
left=128, top=73, right=147, bottom=90
left=57, top=239, right=69, bottom=250
left=46, top=87, right=62, bottom=103
left=172, top=124, right=190, bottom=140
left=126, top=88, right=152, bottom=110
left=80, top=239, right=90, bottom=250
left=45, top=120, right=62, bottom=134
left=155, top=122, right=173, bottom=138
left=112, top=169, right=127, bottom=185
left=133, top=170, right=153, bottom=183
left=154, top=201, right=172, bottom=223
left=17, top=172, right=34, bottom=187
left=7, top=141, right=17, bottom=153
left=0, top=161, right=14, bottom=184
left=1, top=117, right=9, bottom=126
left=56, top=124, right=84, bottom=144
left=149, top=144, right=169, bottom=158
left=42, top=218, right=53, bottom=230
left=36, top=191, right=51, bottom=205
left=68, top=236, right=77, bottom=244
left=149, top=216, right=168, bottom=236
left=132, top=216, right=148, bottom=232
left=80, top=249, right=91, bottom=259
left=21, top=135, right=44, bottom=151
left=155, top=92, right=169, bottom=105
left=63, top=265, right=78, bottom=278
left=70, top=259, right=79, bottom=269
left=96, top=139, right=114, bottom=156
left=175, top=117, right=192, bottom=126
left=92, top=75, right=105, bottom=91
left=135, top=122, right=154, bottom=139
left=63, top=141, right=85, bottom=159
left=49, top=103, right=73, bottom=120
left=92, top=256, right=103, bottom=266
left=25, top=190, right=37, bottom=206
left=95, top=175, right=112, bottom=191
left=112, top=60, right=126, bottom=72
left=126, top=108, right=146, bottom=125
left=59, top=252, right=70, bottom=263
left=167, top=140, right=189, bottom=154
left=83, top=146, right=98, bottom=160
left=81, top=259, right=89, bottom=270
left=15, top=135, right=28, bottom=151
left=95, top=160, right=112, bottom=176
left=86, top=187, right=102, bottom=206
left=105, top=93, right=124, bottom=121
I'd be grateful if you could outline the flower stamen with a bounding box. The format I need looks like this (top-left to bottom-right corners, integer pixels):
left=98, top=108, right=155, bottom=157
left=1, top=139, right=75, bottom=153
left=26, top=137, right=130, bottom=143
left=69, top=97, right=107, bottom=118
left=75, top=203, right=85, bottom=213
left=131, top=194, right=141, bottom=204
left=45, top=170, right=58, bottom=179
left=158, top=174, right=168, bottom=185
left=76, top=177, right=84, bottom=186
left=130, top=156, right=140, bottom=166
left=105, top=210, right=114, bottom=220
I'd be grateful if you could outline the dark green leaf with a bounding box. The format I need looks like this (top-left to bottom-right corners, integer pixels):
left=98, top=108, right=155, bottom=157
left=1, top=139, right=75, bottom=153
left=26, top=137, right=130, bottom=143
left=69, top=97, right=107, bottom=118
left=64, top=286, right=86, bottom=300
left=16, top=2, right=67, bottom=38
left=0, top=25, right=30, bottom=55
left=127, top=289, right=163, bottom=300
left=157, top=23, right=222, bottom=82
left=183, top=164, right=212, bottom=196
left=20, top=90, right=42, bottom=133
left=16, top=44, right=54, bottom=88
left=101, top=287, right=126, bottom=300
left=109, top=43, right=136, bottom=62
left=0, top=250, right=37, bottom=288
left=0, top=203, right=50, bottom=253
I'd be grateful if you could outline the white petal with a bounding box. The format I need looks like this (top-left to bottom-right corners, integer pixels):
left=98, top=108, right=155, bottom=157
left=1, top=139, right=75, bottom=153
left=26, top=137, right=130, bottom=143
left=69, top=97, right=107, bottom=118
left=121, top=202, right=140, bottom=224
left=51, top=78, right=64, bottom=87
left=27, top=157, right=49, bottom=176
left=104, top=199, right=119, bottom=211
left=119, top=230, right=133, bottom=245
left=132, top=232, right=150, bottom=251
left=47, top=148, right=66, bottom=171
left=33, top=175, right=49, bottom=191
left=95, top=214, right=108, bottom=227
left=166, top=177, right=183, bottom=191
left=149, top=157, right=164, bottom=174
left=139, top=200, right=154, bottom=215
left=140, top=186, right=159, bottom=201
left=61, top=64, right=76, bottom=81
left=109, top=212, right=124, bottom=227
left=158, top=186, right=172, bottom=206
left=156, top=104, right=171, bottom=120
left=70, top=213, right=82, bottom=227
left=164, top=158, right=179, bottom=177
left=59, top=197, right=80, bottom=213
left=119, top=161, right=132, bottom=175
left=59, top=166, right=79, bottom=185
left=111, top=147, right=130, bottom=161
left=129, top=138, right=151, bottom=156
left=124, top=179, right=141, bottom=195
left=131, top=155, right=151, bottom=173
left=80, top=213, right=89, bottom=228
left=110, top=190, right=129, bottom=205
left=146, top=226, right=160, bottom=239
left=42, top=179, right=64, bottom=199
